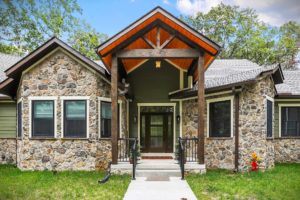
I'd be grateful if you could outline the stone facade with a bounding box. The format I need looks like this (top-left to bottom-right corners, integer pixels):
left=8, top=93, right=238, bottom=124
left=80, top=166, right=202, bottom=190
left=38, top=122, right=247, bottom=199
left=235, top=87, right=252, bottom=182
left=239, top=76, right=276, bottom=170
left=182, top=76, right=276, bottom=170
left=274, top=139, right=300, bottom=163
left=0, top=138, right=16, bottom=165
left=16, top=49, right=127, bottom=171
left=182, top=95, right=235, bottom=170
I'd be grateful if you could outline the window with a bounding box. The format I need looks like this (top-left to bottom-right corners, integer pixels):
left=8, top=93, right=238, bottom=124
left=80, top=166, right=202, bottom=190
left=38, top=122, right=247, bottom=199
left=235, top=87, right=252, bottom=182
left=32, top=100, right=54, bottom=137
left=281, top=107, right=300, bottom=137
left=99, top=99, right=121, bottom=138
left=101, top=101, right=112, bottom=138
left=266, top=99, right=273, bottom=138
left=208, top=100, right=232, bottom=137
left=17, top=101, right=22, bottom=137
left=63, top=100, right=87, bottom=138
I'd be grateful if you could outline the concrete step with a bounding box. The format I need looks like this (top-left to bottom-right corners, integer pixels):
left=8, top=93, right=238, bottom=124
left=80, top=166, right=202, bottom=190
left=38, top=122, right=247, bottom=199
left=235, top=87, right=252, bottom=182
left=136, top=169, right=181, bottom=177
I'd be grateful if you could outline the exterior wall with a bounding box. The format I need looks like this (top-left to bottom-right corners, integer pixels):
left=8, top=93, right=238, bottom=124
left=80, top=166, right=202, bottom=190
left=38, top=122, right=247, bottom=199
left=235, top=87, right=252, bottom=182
left=273, top=100, right=300, bottom=163
left=182, top=76, right=276, bottom=170
left=182, top=94, right=235, bottom=170
left=238, top=76, right=275, bottom=170
left=16, top=49, right=127, bottom=170
left=0, top=138, right=16, bottom=164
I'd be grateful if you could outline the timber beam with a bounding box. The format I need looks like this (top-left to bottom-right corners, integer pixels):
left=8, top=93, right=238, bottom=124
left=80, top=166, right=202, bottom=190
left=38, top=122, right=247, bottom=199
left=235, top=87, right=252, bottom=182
left=117, top=48, right=200, bottom=59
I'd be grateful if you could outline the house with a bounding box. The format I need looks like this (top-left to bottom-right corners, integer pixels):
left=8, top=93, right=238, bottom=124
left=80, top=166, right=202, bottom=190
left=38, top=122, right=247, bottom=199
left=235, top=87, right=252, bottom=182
left=0, top=7, right=299, bottom=172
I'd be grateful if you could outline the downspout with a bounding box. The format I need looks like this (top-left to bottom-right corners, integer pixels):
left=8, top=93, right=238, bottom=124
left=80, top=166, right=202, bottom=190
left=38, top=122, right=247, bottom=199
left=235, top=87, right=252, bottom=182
left=234, top=88, right=240, bottom=171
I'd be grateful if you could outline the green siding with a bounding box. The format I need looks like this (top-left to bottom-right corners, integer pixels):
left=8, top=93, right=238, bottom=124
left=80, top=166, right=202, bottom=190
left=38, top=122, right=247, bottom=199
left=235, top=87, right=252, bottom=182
left=0, top=103, right=16, bottom=138
left=127, top=60, right=181, bottom=138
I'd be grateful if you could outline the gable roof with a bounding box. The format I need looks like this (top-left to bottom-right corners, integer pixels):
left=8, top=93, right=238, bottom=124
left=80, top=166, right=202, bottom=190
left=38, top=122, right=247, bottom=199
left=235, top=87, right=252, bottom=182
left=0, top=53, right=22, bottom=99
left=0, top=37, right=109, bottom=98
left=96, top=6, right=221, bottom=75
left=169, top=59, right=284, bottom=99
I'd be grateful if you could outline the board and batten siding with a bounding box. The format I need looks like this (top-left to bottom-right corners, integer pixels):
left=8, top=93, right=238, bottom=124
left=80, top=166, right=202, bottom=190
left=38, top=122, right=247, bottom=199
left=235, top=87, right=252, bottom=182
left=0, top=102, right=17, bottom=138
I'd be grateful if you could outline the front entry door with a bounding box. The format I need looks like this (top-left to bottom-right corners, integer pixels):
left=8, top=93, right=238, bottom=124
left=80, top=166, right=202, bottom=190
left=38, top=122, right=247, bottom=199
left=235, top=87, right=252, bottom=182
left=140, top=113, right=173, bottom=153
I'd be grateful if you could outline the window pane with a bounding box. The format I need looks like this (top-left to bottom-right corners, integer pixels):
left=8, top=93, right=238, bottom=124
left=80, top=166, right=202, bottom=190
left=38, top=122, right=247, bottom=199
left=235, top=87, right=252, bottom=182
left=101, top=102, right=112, bottom=119
left=66, top=101, right=86, bottom=119
left=209, top=100, right=231, bottom=137
left=281, top=107, right=300, bottom=137
left=32, top=100, right=54, bottom=137
left=100, top=101, right=120, bottom=138
left=64, top=100, right=86, bottom=138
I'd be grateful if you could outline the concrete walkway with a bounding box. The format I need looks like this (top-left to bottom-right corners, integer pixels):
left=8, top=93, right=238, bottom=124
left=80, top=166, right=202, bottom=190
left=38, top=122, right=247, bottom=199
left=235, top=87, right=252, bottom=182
left=123, top=177, right=197, bottom=200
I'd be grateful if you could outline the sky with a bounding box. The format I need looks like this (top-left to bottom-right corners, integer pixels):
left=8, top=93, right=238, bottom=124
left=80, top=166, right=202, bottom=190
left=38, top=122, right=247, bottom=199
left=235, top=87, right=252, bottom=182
left=78, top=0, right=300, bottom=36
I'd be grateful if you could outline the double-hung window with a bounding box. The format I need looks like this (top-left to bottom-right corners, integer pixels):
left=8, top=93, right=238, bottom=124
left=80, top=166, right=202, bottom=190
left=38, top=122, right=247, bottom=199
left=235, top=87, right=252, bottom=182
left=31, top=100, right=55, bottom=137
left=99, top=98, right=121, bottom=138
left=280, top=106, right=300, bottom=137
left=207, top=97, right=233, bottom=138
left=63, top=100, right=87, bottom=138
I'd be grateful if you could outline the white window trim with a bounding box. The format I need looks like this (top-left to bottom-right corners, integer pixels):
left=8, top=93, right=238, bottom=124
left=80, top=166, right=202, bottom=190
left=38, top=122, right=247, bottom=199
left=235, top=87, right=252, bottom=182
left=61, top=96, right=90, bottom=139
left=206, top=96, right=234, bottom=138
left=137, top=103, right=177, bottom=152
left=98, top=97, right=122, bottom=139
left=17, top=98, right=23, bottom=139
left=265, top=95, right=274, bottom=138
left=28, top=96, right=58, bottom=138
left=278, top=103, right=300, bottom=137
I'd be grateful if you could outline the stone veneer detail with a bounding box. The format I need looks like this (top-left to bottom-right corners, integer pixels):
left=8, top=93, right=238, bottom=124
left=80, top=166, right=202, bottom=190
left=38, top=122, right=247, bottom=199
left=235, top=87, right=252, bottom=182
left=182, top=76, right=276, bottom=170
left=16, top=49, right=127, bottom=170
left=0, top=138, right=16, bottom=164
left=182, top=95, right=235, bottom=170
left=274, top=139, right=300, bottom=163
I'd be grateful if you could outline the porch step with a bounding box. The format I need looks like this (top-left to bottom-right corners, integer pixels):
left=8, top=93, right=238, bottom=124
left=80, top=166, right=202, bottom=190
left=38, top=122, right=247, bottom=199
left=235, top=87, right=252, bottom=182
left=136, top=169, right=181, bottom=177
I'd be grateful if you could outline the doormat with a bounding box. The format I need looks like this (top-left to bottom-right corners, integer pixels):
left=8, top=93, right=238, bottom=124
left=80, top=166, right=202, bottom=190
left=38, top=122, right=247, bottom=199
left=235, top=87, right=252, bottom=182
left=146, top=176, right=170, bottom=181
left=142, top=156, right=173, bottom=159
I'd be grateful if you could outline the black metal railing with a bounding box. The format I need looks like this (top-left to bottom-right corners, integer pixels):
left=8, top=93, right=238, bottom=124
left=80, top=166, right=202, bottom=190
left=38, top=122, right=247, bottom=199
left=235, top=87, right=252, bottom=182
left=177, top=136, right=199, bottom=180
left=117, top=138, right=136, bottom=162
left=117, top=137, right=138, bottom=180
left=131, top=138, right=138, bottom=180
left=178, top=137, right=185, bottom=180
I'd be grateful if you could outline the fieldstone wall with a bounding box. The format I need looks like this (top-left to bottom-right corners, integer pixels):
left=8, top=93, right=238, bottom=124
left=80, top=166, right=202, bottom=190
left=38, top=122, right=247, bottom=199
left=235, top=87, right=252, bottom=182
left=182, top=76, right=276, bottom=170
left=239, top=76, right=276, bottom=170
left=0, top=138, right=16, bottom=165
left=16, top=49, right=126, bottom=171
left=274, top=139, right=300, bottom=163
left=182, top=95, right=235, bottom=170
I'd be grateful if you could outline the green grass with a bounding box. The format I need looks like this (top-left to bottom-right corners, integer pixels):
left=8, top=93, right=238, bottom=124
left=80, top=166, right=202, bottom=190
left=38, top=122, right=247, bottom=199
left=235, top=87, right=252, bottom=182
left=0, top=165, right=131, bottom=200
left=187, top=163, right=300, bottom=200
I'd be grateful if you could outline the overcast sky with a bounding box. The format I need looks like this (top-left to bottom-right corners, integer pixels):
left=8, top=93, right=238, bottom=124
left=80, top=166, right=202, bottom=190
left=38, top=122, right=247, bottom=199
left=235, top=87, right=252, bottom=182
left=78, top=0, right=300, bottom=36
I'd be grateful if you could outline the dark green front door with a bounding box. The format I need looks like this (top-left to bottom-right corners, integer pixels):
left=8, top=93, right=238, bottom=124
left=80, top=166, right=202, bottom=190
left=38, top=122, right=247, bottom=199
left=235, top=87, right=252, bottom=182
left=140, top=113, right=173, bottom=153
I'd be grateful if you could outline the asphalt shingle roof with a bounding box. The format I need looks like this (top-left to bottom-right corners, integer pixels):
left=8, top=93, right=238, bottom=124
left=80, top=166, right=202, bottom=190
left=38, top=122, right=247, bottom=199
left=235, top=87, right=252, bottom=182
left=276, top=70, right=300, bottom=95
left=0, top=53, right=299, bottom=97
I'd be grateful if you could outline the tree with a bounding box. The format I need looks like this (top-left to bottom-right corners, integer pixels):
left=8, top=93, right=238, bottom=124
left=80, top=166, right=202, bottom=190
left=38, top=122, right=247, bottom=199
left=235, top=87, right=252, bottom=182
left=0, top=0, right=107, bottom=60
left=68, top=25, right=108, bottom=60
left=181, top=3, right=300, bottom=69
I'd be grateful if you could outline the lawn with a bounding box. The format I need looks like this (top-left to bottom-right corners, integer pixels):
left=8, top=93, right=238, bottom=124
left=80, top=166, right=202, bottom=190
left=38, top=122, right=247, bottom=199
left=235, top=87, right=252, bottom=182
left=0, top=165, right=131, bottom=200
left=187, top=163, right=300, bottom=200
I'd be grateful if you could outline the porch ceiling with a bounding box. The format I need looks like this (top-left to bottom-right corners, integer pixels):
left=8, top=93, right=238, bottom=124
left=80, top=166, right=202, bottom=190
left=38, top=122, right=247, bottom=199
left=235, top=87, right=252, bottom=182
left=97, top=7, right=221, bottom=78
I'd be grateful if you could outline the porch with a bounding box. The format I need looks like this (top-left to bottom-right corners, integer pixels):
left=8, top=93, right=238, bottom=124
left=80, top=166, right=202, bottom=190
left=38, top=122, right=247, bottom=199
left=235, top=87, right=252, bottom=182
left=96, top=7, right=221, bottom=176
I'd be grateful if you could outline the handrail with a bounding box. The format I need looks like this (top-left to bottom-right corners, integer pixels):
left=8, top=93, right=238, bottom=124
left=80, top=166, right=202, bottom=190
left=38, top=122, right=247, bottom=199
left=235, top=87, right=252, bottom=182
left=178, top=136, right=199, bottom=180
left=117, top=137, right=137, bottom=162
left=131, top=137, right=138, bottom=180
left=178, top=137, right=185, bottom=180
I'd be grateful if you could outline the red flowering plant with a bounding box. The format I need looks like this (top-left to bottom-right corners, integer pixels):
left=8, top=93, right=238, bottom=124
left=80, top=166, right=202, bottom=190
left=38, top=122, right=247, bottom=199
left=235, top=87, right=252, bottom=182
left=250, top=152, right=261, bottom=171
